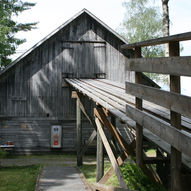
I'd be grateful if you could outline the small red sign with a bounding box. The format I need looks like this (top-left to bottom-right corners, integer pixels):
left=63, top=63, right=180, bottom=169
left=54, top=140, right=58, bottom=145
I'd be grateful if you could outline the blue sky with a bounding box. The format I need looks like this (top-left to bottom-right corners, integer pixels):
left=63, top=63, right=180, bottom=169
left=13, top=0, right=191, bottom=95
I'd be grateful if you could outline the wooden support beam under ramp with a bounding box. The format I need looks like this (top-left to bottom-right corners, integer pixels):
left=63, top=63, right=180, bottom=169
left=94, top=115, right=128, bottom=189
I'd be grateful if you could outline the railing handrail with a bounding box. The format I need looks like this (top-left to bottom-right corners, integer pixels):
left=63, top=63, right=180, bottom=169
left=121, top=31, right=191, bottom=49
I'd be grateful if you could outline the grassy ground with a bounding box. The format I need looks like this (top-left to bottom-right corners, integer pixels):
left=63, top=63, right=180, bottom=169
left=0, top=152, right=166, bottom=191
left=0, top=165, right=39, bottom=191
left=79, top=162, right=119, bottom=186
left=6, top=153, right=96, bottom=161
left=80, top=161, right=167, bottom=191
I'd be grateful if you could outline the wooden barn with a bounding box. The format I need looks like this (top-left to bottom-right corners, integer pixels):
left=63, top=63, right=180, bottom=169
left=0, top=9, right=157, bottom=153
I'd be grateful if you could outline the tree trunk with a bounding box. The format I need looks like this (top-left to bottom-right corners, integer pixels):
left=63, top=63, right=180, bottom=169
left=162, top=0, right=169, bottom=56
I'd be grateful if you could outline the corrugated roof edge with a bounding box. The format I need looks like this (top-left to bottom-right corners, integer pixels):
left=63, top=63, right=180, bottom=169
left=0, top=8, right=129, bottom=76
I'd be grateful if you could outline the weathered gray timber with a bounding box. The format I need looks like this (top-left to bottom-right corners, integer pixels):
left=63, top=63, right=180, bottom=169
left=134, top=47, right=143, bottom=167
left=76, top=99, right=82, bottom=166
left=95, top=117, right=127, bottom=189
left=124, top=34, right=191, bottom=190
left=126, top=56, right=191, bottom=76
left=169, top=41, right=182, bottom=191
left=96, top=127, right=104, bottom=182
left=121, top=31, right=191, bottom=49
left=0, top=9, right=158, bottom=152
left=66, top=78, right=191, bottom=169
left=126, top=82, right=191, bottom=118
left=0, top=9, right=136, bottom=152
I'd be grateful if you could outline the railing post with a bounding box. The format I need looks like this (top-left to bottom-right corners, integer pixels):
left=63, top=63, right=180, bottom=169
left=135, top=47, right=143, bottom=167
left=169, top=41, right=182, bottom=191
left=77, top=98, right=83, bottom=166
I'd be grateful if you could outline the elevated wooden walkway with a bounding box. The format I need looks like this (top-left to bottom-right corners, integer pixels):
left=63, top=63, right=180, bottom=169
left=66, top=78, right=191, bottom=169
left=65, top=31, right=191, bottom=190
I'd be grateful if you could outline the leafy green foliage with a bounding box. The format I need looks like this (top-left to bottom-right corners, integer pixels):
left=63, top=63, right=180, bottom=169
left=121, top=162, right=166, bottom=191
left=119, top=0, right=169, bottom=83
left=0, top=0, right=37, bottom=69
left=80, top=162, right=167, bottom=190
left=119, top=0, right=164, bottom=58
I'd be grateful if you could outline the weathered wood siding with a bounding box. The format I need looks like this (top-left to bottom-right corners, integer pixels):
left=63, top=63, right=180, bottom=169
left=0, top=12, right=133, bottom=152
left=0, top=118, right=94, bottom=152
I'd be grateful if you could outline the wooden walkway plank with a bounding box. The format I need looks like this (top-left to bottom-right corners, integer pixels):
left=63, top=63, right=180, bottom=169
left=88, top=79, right=191, bottom=129
left=69, top=78, right=191, bottom=131
left=71, top=79, right=132, bottom=124
left=66, top=78, right=191, bottom=169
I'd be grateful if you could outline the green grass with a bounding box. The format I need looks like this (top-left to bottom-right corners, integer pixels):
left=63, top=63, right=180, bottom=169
left=0, top=165, right=40, bottom=191
left=7, top=153, right=76, bottom=159
left=80, top=161, right=167, bottom=191
left=79, top=162, right=119, bottom=186
left=5, top=153, right=96, bottom=161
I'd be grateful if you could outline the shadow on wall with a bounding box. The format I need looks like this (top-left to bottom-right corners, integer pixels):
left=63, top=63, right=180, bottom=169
left=27, top=32, right=103, bottom=118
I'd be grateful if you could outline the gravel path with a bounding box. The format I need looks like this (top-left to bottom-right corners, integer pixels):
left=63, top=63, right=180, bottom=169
left=37, top=166, right=86, bottom=191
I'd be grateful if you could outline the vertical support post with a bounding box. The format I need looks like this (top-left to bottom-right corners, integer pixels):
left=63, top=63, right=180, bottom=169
left=156, top=148, right=169, bottom=187
left=77, top=98, right=82, bottom=166
left=169, top=41, right=181, bottom=191
left=111, top=116, right=117, bottom=154
left=111, top=116, right=116, bottom=127
left=96, top=128, right=104, bottom=182
left=135, top=47, right=143, bottom=167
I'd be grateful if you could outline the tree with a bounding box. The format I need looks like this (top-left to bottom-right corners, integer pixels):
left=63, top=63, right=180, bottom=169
left=119, top=0, right=164, bottom=58
left=161, top=0, right=169, bottom=56
left=119, top=0, right=169, bottom=83
left=0, top=0, right=37, bottom=69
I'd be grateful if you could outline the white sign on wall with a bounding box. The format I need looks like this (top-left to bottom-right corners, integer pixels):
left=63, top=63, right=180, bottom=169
left=51, top=125, right=62, bottom=148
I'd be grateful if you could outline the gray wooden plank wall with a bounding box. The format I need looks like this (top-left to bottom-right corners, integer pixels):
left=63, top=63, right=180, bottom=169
left=0, top=118, right=94, bottom=152
left=0, top=12, right=133, bottom=152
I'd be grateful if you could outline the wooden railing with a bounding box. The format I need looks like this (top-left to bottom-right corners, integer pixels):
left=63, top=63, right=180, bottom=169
left=121, top=31, right=191, bottom=190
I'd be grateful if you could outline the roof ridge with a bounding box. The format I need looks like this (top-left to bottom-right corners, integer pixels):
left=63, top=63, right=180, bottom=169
left=0, top=8, right=128, bottom=76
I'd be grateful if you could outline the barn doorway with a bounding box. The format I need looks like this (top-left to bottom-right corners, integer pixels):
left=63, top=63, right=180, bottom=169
left=62, top=41, right=106, bottom=78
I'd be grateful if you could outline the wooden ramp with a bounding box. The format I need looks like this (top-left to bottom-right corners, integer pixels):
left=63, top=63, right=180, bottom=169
left=65, top=78, right=191, bottom=169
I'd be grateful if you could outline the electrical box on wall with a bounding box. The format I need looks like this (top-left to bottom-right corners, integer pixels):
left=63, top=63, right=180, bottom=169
left=51, top=125, right=62, bottom=148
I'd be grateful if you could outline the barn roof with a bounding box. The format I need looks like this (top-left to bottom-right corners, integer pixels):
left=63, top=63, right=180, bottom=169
left=0, top=9, right=129, bottom=76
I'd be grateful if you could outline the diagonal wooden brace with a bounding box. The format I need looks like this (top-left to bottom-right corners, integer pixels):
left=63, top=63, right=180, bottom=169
left=95, top=107, right=162, bottom=184
left=79, top=129, right=97, bottom=156
left=94, top=107, right=135, bottom=156
left=74, top=92, right=97, bottom=156
left=95, top=116, right=128, bottom=189
left=99, top=151, right=127, bottom=184
left=76, top=92, right=97, bottom=130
